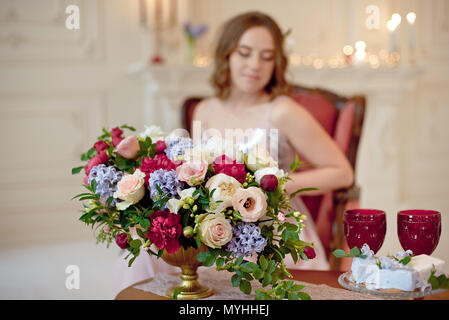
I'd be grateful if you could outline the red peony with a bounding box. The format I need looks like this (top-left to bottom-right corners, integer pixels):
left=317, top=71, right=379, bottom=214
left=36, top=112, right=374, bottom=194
left=111, top=127, right=124, bottom=147
left=213, top=155, right=246, bottom=184
left=93, top=140, right=109, bottom=153
left=303, top=246, right=316, bottom=260
left=138, top=153, right=179, bottom=185
left=83, top=151, right=109, bottom=184
left=147, top=210, right=182, bottom=254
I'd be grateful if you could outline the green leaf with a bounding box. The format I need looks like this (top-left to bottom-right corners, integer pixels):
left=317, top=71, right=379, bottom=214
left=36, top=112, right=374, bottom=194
left=239, top=280, right=252, bottom=295
left=297, top=291, right=311, bottom=300
left=240, top=262, right=254, bottom=273
left=259, top=256, right=268, bottom=271
left=399, top=256, right=411, bottom=265
left=289, top=187, right=319, bottom=199
left=288, top=292, right=299, bottom=300
left=172, top=286, right=184, bottom=300
left=292, top=284, right=305, bottom=291
left=195, top=235, right=201, bottom=248
left=121, top=124, right=136, bottom=131
left=196, top=251, right=210, bottom=263
left=216, top=258, right=225, bottom=268
left=139, top=219, right=150, bottom=230
left=231, top=274, right=241, bottom=287
left=349, top=246, right=361, bottom=257
left=129, top=239, right=142, bottom=248
left=71, top=166, right=85, bottom=175
left=262, top=272, right=272, bottom=287
left=332, top=249, right=348, bottom=258
left=253, top=268, right=264, bottom=280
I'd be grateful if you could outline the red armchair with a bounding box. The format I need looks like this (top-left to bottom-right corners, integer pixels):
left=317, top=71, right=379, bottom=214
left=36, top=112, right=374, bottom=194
left=181, top=85, right=365, bottom=271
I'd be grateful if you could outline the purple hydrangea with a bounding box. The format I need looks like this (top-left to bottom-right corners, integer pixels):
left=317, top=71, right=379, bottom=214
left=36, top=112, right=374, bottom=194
left=88, top=164, right=123, bottom=207
left=148, top=169, right=183, bottom=206
left=164, top=137, right=193, bottom=161
left=226, top=223, right=267, bottom=258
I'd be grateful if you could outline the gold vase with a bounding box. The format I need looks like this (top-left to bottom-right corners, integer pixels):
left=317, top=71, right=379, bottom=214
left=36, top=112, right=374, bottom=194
left=161, top=245, right=214, bottom=300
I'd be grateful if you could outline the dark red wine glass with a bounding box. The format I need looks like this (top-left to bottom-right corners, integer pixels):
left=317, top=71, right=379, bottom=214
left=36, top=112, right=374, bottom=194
left=343, top=209, right=387, bottom=254
left=397, top=209, right=441, bottom=255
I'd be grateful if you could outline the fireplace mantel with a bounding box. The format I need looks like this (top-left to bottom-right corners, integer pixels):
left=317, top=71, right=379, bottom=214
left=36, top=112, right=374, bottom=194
left=128, top=63, right=424, bottom=208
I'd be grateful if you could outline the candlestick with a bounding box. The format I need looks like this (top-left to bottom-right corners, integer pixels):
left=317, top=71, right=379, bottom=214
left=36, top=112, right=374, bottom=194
left=169, top=0, right=177, bottom=28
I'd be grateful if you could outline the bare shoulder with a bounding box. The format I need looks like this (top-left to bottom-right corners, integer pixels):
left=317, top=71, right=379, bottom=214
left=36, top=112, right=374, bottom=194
left=192, top=97, right=215, bottom=122
left=270, top=95, right=311, bottom=127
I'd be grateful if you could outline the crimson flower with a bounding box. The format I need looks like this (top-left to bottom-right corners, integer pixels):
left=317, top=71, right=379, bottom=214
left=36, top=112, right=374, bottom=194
left=111, top=127, right=124, bottom=147
left=138, top=153, right=179, bottom=185
left=147, top=210, right=182, bottom=254
left=303, top=247, right=316, bottom=260
left=213, top=155, right=246, bottom=184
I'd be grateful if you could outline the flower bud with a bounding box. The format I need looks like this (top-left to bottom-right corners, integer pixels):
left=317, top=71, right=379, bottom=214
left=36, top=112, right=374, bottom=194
left=115, top=233, right=130, bottom=249
left=293, top=211, right=301, bottom=218
left=155, top=140, right=167, bottom=154
left=192, top=205, right=198, bottom=212
left=186, top=197, right=195, bottom=206
left=303, top=246, right=316, bottom=260
left=183, top=203, right=190, bottom=210
left=260, top=174, right=278, bottom=192
left=183, top=226, right=194, bottom=238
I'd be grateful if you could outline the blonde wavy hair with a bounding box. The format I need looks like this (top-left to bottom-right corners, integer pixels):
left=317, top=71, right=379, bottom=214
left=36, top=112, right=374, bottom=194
left=210, top=11, right=292, bottom=101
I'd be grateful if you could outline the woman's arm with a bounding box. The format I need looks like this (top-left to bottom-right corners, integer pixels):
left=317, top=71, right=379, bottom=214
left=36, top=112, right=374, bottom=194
left=271, top=97, right=354, bottom=196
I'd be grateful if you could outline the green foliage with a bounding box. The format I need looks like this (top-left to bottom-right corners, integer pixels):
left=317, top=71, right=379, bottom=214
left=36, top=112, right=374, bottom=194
left=428, top=267, right=449, bottom=289
left=332, top=246, right=363, bottom=258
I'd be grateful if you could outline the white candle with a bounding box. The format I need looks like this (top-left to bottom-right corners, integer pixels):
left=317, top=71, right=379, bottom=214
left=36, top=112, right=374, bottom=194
left=407, top=12, right=416, bottom=49
left=387, top=20, right=398, bottom=53
left=139, top=0, right=147, bottom=26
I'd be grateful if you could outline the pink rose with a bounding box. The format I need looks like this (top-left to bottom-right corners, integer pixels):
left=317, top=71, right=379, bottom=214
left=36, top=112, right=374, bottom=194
left=114, top=135, right=140, bottom=159
left=113, top=169, right=146, bottom=210
left=198, top=213, right=233, bottom=248
left=232, top=187, right=267, bottom=222
left=176, top=160, right=208, bottom=186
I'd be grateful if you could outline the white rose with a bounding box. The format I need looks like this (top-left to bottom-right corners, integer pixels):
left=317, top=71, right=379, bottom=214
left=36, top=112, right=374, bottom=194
left=138, top=125, right=165, bottom=142
left=254, top=167, right=286, bottom=184
left=205, top=173, right=242, bottom=211
left=113, top=169, right=146, bottom=210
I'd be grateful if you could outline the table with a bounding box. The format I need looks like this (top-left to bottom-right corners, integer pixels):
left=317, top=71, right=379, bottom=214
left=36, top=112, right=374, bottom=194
left=115, top=269, right=449, bottom=300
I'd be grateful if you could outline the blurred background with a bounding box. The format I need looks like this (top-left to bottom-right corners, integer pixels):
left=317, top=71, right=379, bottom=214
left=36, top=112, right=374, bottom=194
left=0, top=0, right=448, bottom=299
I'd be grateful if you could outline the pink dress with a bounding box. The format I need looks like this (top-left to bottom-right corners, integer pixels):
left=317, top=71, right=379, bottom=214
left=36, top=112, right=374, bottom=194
left=112, top=96, right=329, bottom=298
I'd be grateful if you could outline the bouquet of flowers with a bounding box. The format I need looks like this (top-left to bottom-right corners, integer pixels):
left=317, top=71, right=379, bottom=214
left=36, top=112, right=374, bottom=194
left=72, top=124, right=317, bottom=300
